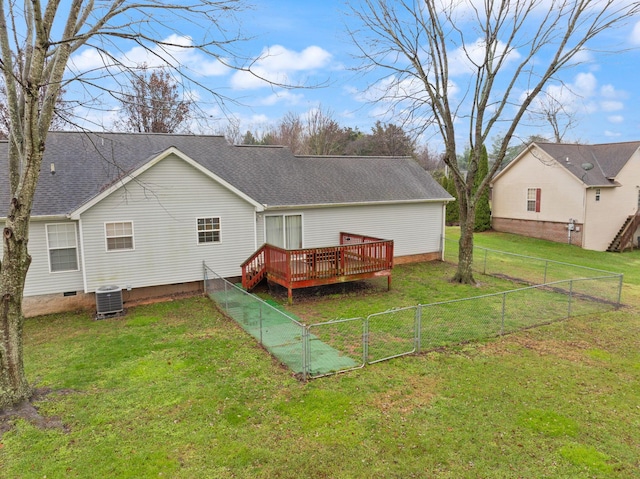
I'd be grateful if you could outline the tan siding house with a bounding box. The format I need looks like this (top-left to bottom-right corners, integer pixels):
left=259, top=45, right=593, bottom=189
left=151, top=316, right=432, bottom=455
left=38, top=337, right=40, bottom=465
left=491, top=141, right=640, bottom=251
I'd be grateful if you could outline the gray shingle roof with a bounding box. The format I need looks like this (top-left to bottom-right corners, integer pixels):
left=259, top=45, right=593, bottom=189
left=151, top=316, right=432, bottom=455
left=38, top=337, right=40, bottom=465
left=534, top=141, right=640, bottom=186
left=0, top=131, right=451, bottom=217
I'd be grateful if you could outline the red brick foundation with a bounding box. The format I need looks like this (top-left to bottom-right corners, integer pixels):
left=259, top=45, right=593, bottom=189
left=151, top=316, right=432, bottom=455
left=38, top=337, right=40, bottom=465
left=492, top=217, right=583, bottom=247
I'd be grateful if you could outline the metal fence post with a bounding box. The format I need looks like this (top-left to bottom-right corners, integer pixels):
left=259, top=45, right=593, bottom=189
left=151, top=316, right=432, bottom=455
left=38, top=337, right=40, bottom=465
left=203, top=261, right=208, bottom=294
left=617, top=274, right=623, bottom=309
left=483, top=248, right=488, bottom=275
left=301, top=325, right=309, bottom=381
left=415, top=305, right=422, bottom=354
left=568, top=280, right=573, bottom=318
left=501, top=292, right=506, bottom=335
left=259, top=302, right=263, bottom=345
left=363, top=316, right=370, bottom=365
left=224, top=279, right=228, bottom=311
left=544, top=261, right=548, bottom=284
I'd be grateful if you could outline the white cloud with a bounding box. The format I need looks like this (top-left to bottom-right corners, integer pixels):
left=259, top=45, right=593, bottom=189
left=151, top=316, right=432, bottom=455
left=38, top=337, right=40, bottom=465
left=601, top=101, right=624, bottom=112
left=230, top=45, right=332, bottom=90
left=448, top=38, right=521, bottom=76
left=258, top=90, right=305, bottom=106
left=608, top=115, right=624, bottom=124
left=604, top=130, right=622, bottom=137
left=69, top=34, right=230, bottom=78
left=573, top=72, right=597, bottom=97
left=631, top=21, right=640, bottom=45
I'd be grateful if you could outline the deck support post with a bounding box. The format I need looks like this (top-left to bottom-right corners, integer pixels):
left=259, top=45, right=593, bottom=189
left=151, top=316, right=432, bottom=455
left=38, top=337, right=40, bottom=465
left=288, top=287, right=293, bottom=304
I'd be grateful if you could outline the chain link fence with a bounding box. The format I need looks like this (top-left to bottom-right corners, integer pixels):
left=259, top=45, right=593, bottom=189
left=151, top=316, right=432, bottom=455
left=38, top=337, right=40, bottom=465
left=204, top=242, right=623, bottom=379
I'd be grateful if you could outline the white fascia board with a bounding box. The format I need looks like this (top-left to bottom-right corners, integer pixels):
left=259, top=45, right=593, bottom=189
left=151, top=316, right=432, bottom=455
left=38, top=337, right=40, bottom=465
left=262, top=198, right=451, bottom=211
left=0, top=214, right=68, bottom=222
left=69, top=146, right=264, bottom=219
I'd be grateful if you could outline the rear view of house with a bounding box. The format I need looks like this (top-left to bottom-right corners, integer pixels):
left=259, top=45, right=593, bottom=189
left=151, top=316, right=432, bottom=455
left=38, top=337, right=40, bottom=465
left=0, top=132, right=452, bottom=316
left=491, top=141, right=640, bottom=251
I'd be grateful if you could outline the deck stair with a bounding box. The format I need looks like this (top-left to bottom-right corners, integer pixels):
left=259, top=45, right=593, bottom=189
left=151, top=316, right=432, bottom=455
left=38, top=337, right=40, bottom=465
left=607, top=212, right=640, bottom=252
left=241, top=245, right=267, bottom=290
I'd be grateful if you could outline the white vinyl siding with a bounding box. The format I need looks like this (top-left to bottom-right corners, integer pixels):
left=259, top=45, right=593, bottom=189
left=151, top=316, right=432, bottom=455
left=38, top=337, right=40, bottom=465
left=259, top=202, right=443, bottom=257
left=79, top=153, right=256, bottom=291
left=16, top=221, right=85, bottom=296
left=46, top=223, right=79, bottom=272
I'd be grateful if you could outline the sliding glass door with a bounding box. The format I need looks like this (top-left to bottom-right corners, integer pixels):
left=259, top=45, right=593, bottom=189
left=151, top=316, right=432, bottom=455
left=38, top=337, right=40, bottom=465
left=265, top=214, right=302, bottom=249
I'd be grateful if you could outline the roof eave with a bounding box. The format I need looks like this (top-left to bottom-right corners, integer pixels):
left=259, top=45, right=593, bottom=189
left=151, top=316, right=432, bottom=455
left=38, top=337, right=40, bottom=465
left=261, top=197, right=453, bottom=210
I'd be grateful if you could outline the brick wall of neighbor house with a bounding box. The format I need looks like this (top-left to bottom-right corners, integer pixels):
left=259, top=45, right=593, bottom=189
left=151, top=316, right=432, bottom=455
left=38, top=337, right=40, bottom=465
left=492, top=217, right=583, bottom=247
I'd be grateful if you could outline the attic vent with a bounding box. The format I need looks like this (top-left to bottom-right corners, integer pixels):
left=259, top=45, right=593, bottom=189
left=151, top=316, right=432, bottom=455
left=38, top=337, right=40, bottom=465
left=96, top=285, right=123, bottom=318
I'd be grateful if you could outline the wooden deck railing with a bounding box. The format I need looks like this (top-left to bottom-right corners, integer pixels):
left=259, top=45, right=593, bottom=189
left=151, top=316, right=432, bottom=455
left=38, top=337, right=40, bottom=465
left=241, top=233, right=394, bottom=302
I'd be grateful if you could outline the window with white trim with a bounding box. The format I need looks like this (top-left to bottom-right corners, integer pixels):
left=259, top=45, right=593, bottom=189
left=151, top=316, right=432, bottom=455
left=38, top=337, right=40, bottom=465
left=46, top=223, right=79, bottom=272
left=527, top=188, right=541, bottom=212
left=105, top=221, right=134, bottom=251
left=595, top=188, right=601, bottom=202
left=197, top=217, right=221, bottom=244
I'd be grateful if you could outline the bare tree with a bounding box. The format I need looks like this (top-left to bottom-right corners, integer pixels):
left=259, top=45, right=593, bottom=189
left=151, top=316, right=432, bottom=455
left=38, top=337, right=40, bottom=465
left=0, top=0, right=250, bottom=409
left=304, top=107, right=347, bottom=155
left=349, top=0, right=640, bottom=284
left=528, top=92, right=578, bottom=143
left=115, top=65, right=192, bottom=133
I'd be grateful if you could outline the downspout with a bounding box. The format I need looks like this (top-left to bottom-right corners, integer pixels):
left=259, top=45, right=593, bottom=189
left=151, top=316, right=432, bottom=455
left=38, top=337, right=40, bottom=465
left=581, top=186, right=588, bottom=248
left=77, top=217, right=89, bottom=293
left=441, top=202, right=447, bottom=260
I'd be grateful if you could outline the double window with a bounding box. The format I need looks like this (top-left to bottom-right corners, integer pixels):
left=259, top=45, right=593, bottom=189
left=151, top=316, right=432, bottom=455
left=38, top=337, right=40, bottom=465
left=46, top=223, right=79, bottom=272
left=527, top=188, right=541, bottom=213
left=265, top=214, right=302, bottom=249
left=197, top=217, right=221, bottom=244
left=105, top=221, right=134, bottom=251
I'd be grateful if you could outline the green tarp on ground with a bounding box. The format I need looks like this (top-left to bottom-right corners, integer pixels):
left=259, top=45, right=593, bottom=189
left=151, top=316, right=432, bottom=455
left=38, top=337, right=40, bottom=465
left=209, top=290, right=358, bottom=376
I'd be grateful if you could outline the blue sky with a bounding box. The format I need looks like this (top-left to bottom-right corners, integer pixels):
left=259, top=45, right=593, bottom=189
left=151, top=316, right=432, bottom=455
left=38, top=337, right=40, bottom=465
left=68, top=0, right=640, bottom=151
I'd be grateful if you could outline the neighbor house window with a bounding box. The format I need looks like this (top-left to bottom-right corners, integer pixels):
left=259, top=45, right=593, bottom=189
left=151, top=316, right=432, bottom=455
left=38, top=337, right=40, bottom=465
left=265, top=214, right=302, bottom=249
left=527, top=188, right=541, bottom=212
left=46, top=223, right=79, bottom=272
left=595, top=188, right=601, bottom=202
left=197, top=217, right=221, bottom=244
left=105, top=221, right=134, bottom=251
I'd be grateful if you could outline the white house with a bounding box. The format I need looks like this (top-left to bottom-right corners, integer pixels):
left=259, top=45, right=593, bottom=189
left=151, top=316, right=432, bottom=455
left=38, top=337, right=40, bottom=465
left=491, top=141, right=640, bottom=251
left=0, top=132, right=452, bottom=316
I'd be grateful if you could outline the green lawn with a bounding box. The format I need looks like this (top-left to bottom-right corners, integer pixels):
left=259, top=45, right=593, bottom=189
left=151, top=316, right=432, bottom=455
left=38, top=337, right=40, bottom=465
left=1, top=229, right=639, bottom=478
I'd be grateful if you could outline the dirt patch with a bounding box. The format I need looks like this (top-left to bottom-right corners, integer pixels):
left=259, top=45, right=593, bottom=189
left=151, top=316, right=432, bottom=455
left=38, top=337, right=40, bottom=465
left=266, top=279, right=382, bottom=303
left=0, top=388, right=70, bottom=439
left=370, top=375, right=439, bottom=416
left=481, top=335, right=595, bottom=364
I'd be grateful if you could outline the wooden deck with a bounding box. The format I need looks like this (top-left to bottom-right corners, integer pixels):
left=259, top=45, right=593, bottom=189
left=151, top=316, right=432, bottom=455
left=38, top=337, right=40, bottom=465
left=241, top=232, right=394, bottom=303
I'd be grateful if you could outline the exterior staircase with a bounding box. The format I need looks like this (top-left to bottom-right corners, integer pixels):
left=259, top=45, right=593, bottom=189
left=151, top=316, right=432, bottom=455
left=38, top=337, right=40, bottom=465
left=241, top=245, right=267, bottom=290
left=607, top=212, right=640, bottom=252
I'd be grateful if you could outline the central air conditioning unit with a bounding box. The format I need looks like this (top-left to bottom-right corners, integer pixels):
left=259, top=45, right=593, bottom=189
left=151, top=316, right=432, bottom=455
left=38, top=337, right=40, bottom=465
left=95, top=285, right=124, bottom=318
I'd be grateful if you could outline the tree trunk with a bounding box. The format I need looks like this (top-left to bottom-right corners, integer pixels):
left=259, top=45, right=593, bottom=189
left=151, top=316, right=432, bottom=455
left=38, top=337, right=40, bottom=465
left=0, top=198, right=33, bottom=409
left=452, top=201, right=476, bottom=284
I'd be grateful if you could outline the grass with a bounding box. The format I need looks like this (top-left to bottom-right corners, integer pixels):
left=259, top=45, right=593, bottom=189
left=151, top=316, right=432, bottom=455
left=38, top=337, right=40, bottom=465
left=1, top=229, right=640, bottom=478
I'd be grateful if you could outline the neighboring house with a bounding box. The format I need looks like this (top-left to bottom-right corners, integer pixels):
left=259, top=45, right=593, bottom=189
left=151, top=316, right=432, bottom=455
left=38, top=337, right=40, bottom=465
left=490, top=141, right=640, bottom=251
left=0, top=132, right=452, bottom=316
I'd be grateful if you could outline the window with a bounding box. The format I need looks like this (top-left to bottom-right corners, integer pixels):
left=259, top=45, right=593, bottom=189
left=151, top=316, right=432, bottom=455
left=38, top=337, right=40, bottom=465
left=105, top=222, right=134, bottom=251
left=46, top=223, right=79, bottom=272
left=197, top=217, right=221, bottom=244
left=595, top=188, right=601, bottom=202
left=527, top=188, right=541, bottom=213
left=265, top=214, right=302, bottom=249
